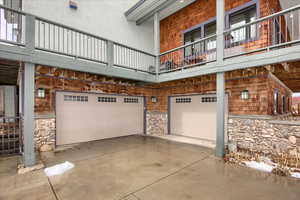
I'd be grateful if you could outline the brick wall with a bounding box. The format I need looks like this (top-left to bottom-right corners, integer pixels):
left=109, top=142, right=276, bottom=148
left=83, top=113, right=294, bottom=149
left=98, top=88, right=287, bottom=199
left=35, top=65, right=292, bottom=116
left=160, top=0, right=282, bottom=53
left=35, top=65, right=159, bottom=115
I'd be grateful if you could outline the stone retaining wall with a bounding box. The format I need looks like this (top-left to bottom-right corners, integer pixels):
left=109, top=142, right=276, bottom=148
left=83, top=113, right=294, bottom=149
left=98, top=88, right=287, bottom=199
left=34, top=118, right=56, bottom=152
left=146, top=111, right=168, bottom=135
left=227, top=116, right=300, bottom=168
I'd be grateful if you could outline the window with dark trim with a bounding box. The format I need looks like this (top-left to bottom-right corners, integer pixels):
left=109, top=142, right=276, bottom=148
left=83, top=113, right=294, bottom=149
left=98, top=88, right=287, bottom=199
left=282, top=96, right=286, bottom=113
left=204, top=22, right=216, bottom=51
left=274, top=90, right=279, bottom=114
left=229, top=5, right=257, bottom=43
left=184, top=3, right=257, bottom=55
left=184, top=27, right=202, bottom=57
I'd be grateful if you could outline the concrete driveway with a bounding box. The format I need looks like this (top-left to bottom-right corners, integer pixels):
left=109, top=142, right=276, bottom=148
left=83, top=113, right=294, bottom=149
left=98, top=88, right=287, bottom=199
left=1, top=135, right=300, bottom=200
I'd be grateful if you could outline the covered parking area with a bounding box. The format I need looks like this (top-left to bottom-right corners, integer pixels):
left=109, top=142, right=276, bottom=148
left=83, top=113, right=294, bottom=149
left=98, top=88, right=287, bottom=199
left=1, top=135, right=300, bottom=200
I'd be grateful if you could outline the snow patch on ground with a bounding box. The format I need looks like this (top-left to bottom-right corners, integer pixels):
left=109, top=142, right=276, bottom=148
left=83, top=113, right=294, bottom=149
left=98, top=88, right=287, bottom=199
left=243, top=161, right=274, bottom=173
left=44, top=161, right=74, bottom=177
left=291, top=172, right=300, bottom=179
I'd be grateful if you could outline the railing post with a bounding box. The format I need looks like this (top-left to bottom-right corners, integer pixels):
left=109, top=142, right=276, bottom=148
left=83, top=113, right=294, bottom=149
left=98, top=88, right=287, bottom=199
left=23, top=62, right=36, bottom=167
left=107, top=40, right=114, bottom=68
left=25, top=14, right=36, bottom=53
left=154, top=12, right=160, bottom=78
left=216, top=0, right=225, bottom=158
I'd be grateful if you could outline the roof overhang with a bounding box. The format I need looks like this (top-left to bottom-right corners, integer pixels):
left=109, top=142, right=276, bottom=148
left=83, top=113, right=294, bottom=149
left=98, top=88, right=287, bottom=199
left=125, top=0, right=197, bottom=25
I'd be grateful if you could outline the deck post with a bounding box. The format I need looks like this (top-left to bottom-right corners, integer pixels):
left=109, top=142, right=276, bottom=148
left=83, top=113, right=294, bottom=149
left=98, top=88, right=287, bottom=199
left=216, top=0, right=225, bottom=158
left=107, top=40, right=114, bottom=68
left=25, top=14, right=35, bottom=53
left=23, top=62, right=36, bottom=167
left=154, top=12, right=160, bottom=79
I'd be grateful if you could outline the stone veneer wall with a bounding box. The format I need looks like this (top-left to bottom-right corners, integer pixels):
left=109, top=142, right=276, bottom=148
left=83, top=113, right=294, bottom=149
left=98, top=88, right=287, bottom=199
left=146, top=111, right=168, bottom=135
left=34, top=118, right=56, bottom=152
left=227, top=116, right=300, bottom=168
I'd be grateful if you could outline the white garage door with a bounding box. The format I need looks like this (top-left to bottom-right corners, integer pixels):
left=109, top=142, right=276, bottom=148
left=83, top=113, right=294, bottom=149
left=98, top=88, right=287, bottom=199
left=170, top=94, right=228, bottom=143
left=56, top=91, right=144, bottom=145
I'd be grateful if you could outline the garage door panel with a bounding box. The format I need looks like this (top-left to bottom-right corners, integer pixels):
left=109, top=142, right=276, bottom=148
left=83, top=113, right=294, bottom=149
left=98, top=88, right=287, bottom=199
left=56, top=92, right=144, bottom=145
left=170, top=94, right=228, bottom=143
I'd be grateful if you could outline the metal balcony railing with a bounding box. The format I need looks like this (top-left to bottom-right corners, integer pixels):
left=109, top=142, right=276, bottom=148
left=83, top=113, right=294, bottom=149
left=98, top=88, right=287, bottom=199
left=159, top=35, right=217, bottom=73
left=35, top=17, right=108, bottom=64
left=0, top=5, right=299, bottom=76
left=0, top=5, right=156, bottom=74
left=160, top=5, right=300, bottom=73
left=224, top=4, right=300, bottom=58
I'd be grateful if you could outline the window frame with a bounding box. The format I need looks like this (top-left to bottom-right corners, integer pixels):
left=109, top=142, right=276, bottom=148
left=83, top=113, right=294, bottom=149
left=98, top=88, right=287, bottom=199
left=182, top=0, right=259, bottom=52
left=282, top=95, right=286, bottom=113
left=274, top=89, right=279, bottom=114
left=227, top=5, right=258, bottom=46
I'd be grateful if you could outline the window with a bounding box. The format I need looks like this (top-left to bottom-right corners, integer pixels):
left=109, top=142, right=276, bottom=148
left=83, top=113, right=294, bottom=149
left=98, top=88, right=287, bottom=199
left=176, top=98, right=192, bottom=103
left=274, top=90, right=279, bottom=114
left=98, top=96, right=117, bottom=103
left=282, top=96, right=286, bottom=113
left=184, top=22, right=217, bottom=57
left=204, top=22, right=216, bottom=51
left=64, top=95, right=88, bottom=102
left=229, top=6, right=257, bottom=43
left=184, top=28, right=202, bottom=57
left=98, top=96, right=116, bottom=103
left=202, top=97, right=217, bottom=103
left=124, top=98, right=139, bottom=103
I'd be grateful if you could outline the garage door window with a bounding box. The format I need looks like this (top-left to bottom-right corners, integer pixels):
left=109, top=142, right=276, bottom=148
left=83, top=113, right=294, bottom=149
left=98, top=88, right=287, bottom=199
left=176, top=98, right=192, bottom=103
left=64, top=95, right=88, bottom=102
left=124, top=98, right=139, bottom=103
left=98, top=96, right=117, bottom=103
left=201, top=97, right=217, bottom=103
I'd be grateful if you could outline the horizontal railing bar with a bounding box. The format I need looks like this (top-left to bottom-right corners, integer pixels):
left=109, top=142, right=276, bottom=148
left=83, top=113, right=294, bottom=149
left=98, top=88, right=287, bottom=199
left=113, top=64, right=153, bottom=74
left=0, top=4, right=26, bottom=15
left=224, top=4, right=300, bottom=33
left=35, top=47, right=108, bottom=65
left=224, top=39, right=300, bottom=59
left=0, top=39, right=25, bottom=46
left=159, top=59, right=217, bottom=74
left=36, top=17, right=109, bottom=42
left=113, top=42, right=156, bottom=57
left=160, top=34, right=217, bottom=56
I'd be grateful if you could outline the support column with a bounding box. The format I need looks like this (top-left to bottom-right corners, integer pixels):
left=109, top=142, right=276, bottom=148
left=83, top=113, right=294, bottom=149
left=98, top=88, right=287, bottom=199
left=216, top=0, right=225, bottom=158
left=216, top=72, right=225, bottom=157
left=154, top=12, right=160, bottom=78
left=23, top=62, right=36, bottom=167
left=216, top=0, right=225, bottom=62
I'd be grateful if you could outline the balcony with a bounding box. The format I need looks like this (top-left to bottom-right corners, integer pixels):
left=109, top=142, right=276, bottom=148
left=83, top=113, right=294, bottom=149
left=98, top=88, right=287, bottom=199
left=159, top=4, right=300, bottom=78
left=0, top=5, right=300, bottom=83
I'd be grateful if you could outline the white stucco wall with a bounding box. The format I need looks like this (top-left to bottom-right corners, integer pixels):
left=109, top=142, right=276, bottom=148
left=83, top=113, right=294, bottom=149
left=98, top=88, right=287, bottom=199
left=23, top=0, right=154, bottom=53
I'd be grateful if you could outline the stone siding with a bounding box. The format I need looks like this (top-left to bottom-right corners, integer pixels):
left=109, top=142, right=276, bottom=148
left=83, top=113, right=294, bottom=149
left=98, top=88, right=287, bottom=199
left=146, top=111, right=168, bottom=135
left=34, top=118, right=56, bottom=152
left=227, top=116, right=300, bottom=168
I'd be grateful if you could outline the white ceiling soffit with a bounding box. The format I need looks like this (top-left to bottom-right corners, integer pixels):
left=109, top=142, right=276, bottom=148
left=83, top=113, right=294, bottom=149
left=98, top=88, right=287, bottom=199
left=125, top=0, right=196, bottom=24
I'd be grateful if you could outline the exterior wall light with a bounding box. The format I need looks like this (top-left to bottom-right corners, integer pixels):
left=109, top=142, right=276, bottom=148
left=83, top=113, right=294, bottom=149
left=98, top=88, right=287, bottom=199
left=37, top=88, right=46, bottom=98
left=151, top=96, right=158, bottom=103
left=241, top=90, right=249, bottom=100
left=69, top=1, right=78, bottom=10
